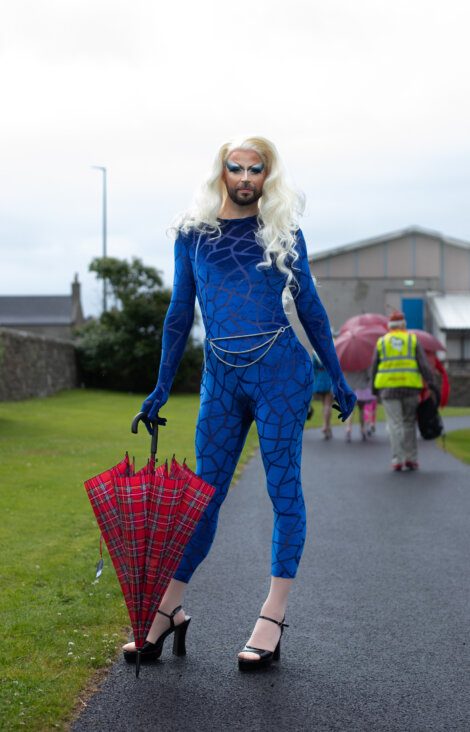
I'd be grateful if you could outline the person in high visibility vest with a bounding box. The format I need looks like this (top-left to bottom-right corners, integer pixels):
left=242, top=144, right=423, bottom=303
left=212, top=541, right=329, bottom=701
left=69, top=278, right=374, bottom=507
left=371, top=311, right=435, bottom=471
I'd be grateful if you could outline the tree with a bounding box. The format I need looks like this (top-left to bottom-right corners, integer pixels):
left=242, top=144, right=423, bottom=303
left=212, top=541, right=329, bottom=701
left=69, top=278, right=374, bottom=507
left=76, top=256, right=203, bottom=392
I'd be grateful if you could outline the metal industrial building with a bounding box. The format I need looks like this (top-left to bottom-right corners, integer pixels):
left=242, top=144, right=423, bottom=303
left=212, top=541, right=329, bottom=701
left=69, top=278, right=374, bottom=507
left=309, top=226, right=470, bottom=366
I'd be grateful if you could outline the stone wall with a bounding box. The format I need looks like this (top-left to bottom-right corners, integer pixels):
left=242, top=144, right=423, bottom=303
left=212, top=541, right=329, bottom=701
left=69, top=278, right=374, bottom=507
left=0, top=327, right=78, bottom=401
left=4, top=323, right=75, bottom=340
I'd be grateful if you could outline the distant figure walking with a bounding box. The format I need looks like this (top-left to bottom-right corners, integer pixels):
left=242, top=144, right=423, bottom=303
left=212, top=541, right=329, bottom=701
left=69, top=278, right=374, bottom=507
left=372, top=311, right=435, bottom=471
left=311, top=352, right=334, bottom=439
left=342, top=369, right=374, bottom=442
left=363, top=396, right=377, bottom=436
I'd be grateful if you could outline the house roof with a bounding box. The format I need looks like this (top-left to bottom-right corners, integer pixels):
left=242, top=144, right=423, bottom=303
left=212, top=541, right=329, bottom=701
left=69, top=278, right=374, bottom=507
left=428, top=293, right=470, bottom=331
left=309, top=226, right=470, bottom=263
left=0, top=295, right=74, bottom=326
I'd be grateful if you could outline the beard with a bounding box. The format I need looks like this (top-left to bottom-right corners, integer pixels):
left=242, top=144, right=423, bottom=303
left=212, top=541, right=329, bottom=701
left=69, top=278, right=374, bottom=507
left=225, top=183, right=262, bottom=207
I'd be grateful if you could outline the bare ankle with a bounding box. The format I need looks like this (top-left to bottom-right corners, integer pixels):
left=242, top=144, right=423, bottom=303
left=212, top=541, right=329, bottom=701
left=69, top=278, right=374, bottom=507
left=260, top=601, right=286, bottom=622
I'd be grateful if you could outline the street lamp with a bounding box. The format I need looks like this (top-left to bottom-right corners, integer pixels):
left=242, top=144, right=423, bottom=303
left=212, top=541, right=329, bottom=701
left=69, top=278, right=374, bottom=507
left=92, top=165, right=108, bottom=313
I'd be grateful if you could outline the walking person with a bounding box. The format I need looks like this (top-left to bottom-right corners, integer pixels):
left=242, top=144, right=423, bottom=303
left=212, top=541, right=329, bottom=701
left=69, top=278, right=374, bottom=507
left=311, top=352, right=334, bottom=439
left=362, top=393, right=377, bottom=436
left=372, top=310, right=435, bottom=471
left=123, top=136, right=356, bottom=670
left=342, top=369, right=371, bottom=442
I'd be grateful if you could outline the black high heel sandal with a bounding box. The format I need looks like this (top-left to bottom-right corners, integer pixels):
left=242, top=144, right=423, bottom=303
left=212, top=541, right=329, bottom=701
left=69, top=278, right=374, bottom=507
left=123, top=605, right=191, bottom=665
left=238, top=615, right=289, bottom=672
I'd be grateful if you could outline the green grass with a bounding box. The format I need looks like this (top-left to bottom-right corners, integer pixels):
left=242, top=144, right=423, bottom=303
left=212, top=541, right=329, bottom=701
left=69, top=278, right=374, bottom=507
left=438, top=429, right=470, bottom=465
left=0, top=389, right=260, bottom=731
left=440, top=405, right=470, bottom=417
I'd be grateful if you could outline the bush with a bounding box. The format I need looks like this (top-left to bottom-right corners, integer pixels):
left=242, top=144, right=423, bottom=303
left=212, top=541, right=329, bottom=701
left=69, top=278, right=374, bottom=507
left=76, top=256, right=203, bottom=392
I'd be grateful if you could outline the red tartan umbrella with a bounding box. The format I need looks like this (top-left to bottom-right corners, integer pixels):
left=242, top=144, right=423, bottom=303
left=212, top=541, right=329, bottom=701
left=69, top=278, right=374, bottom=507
left=339, top=313, right=388, bottom=333
left=84, top=453, right=134, bottom=598
left=84, top=415, right=215, bottom=677
left=334, top=324, right=387, bottom=372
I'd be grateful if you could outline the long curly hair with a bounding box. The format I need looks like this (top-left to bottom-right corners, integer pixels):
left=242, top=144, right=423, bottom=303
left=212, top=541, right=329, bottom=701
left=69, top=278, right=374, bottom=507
left=175, top=136, right=305, bottom=291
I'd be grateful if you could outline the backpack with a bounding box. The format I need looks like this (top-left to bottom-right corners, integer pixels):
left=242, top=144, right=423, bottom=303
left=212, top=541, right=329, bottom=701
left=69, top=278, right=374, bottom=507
left=416, top=390, right=444, bottom=440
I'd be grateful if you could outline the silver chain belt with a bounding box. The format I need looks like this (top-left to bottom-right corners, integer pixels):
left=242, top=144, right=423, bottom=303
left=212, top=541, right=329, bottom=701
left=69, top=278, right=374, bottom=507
left=207, top=325, right=292, bottom=368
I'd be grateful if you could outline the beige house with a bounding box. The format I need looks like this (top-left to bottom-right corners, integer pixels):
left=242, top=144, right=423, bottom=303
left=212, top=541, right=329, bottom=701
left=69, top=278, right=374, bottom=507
left=307, top=226, right=470, bottom=366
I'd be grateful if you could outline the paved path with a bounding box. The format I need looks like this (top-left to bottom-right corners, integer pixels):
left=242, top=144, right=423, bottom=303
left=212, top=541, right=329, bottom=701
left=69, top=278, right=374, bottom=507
left=73, top=417, right=470, bottom=732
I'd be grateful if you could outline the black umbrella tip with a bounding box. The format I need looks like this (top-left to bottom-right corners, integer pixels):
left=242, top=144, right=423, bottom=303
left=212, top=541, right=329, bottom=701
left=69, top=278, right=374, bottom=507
left=136, top=650, right=141, bottom=678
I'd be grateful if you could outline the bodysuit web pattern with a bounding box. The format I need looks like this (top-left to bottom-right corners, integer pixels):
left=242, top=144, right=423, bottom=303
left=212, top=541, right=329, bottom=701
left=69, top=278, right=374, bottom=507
left=155, top=216, right=345, bottom=580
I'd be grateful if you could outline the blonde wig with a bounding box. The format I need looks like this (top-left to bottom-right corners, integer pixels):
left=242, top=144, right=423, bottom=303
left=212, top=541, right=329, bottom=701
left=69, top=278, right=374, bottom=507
left=176, top=136, right=305, bottom=291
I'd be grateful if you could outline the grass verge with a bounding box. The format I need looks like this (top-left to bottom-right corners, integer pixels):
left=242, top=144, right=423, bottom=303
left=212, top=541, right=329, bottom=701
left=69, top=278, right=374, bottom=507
left=437, top=429, right=470, bottom=465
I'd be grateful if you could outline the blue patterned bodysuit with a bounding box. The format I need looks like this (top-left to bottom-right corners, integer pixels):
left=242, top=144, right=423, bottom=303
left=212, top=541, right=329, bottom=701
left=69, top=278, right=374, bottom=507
left=149, top=215, right=353, bottom=581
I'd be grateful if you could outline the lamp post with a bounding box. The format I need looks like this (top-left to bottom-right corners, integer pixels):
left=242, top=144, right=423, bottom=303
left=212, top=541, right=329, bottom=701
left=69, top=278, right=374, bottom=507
left=92, top=165, right=108, bottom=313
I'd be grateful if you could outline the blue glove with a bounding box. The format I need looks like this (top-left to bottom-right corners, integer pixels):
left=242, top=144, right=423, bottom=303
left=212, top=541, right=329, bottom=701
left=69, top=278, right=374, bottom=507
left=140, top=385, right=168, bottom=434
left=139, top=234, right=196, bottom=436
left=332, top=377, right=357, bottom=422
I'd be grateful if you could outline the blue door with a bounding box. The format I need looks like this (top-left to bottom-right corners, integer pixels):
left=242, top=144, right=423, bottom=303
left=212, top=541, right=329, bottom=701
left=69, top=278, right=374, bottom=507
left=401, top=298, right=424, bottom=329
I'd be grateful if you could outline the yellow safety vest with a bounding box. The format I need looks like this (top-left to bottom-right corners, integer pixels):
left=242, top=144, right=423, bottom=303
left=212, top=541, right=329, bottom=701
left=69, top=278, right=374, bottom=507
left=374, top=331, right=423, bottom=389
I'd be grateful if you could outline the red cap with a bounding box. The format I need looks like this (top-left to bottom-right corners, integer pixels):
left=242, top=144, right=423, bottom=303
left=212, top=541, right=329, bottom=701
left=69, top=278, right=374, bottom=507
left=388, top=311, right=406, bottom=328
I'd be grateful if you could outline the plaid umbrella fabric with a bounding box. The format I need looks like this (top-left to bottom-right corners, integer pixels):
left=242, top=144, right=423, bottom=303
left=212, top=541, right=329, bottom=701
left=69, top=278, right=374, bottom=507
left=84, top=416, right=215, bottom=676
left=112, top=465, right=186, bottom=650
left=84, top=453, right=133, bottom=602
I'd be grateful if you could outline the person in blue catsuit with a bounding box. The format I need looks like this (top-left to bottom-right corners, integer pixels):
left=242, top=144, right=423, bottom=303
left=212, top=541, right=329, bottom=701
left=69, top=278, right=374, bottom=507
left=122, top=136, right=356, bottom=671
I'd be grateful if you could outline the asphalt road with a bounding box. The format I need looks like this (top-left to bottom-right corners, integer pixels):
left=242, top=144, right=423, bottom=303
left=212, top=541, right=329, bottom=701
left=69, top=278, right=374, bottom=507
left=73, top=417, right=470, bottom=732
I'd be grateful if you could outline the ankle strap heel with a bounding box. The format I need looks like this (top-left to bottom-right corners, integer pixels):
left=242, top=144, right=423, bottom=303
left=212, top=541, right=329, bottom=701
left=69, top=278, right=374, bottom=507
left=258, top=615, right=289, bottom=630
left=157, top=605, right=183, bottom=629
left=157, top=606, right=191, bottom=657
left=172, top=617, right=191, bottom=656
left=238, top=615, right=289, bottom=672
left=124, top=605, right=190, bottom=668
left=273, top=640, right=281, bottom=662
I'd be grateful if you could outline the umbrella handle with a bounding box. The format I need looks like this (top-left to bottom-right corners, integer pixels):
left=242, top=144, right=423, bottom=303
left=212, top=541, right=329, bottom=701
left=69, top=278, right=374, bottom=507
left=131, top=412, right=167, bottom=462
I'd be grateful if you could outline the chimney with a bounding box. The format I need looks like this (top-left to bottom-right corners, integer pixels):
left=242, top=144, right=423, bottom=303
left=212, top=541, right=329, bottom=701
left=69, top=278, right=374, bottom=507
left=71, top=274, right=84, bottom=325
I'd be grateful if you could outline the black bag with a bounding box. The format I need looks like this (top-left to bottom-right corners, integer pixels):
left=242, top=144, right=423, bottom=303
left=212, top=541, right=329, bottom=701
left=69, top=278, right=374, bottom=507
left=416, top=388, right=444, bottom=440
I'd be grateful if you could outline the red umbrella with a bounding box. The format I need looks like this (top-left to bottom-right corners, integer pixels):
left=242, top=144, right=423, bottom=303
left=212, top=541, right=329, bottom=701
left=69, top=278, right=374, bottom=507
left=113, top=465, right=186, bottom=652
left=420, top=354, right=450, bottom=408
left=84, top=415, right=216, bottom=677
left=433, top=355, right=450, bottom=407
left=340, top=313, right=388, bottom=333
left=334, top=324, right=387, bottom=372
left=409, top=329, right=446, bottom=354
left=84, top=453, right=134, bottom=597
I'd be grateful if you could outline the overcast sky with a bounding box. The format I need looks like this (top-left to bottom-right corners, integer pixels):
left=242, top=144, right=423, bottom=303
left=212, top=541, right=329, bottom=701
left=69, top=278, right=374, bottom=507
left=1, top=0, right=470, bottom=316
